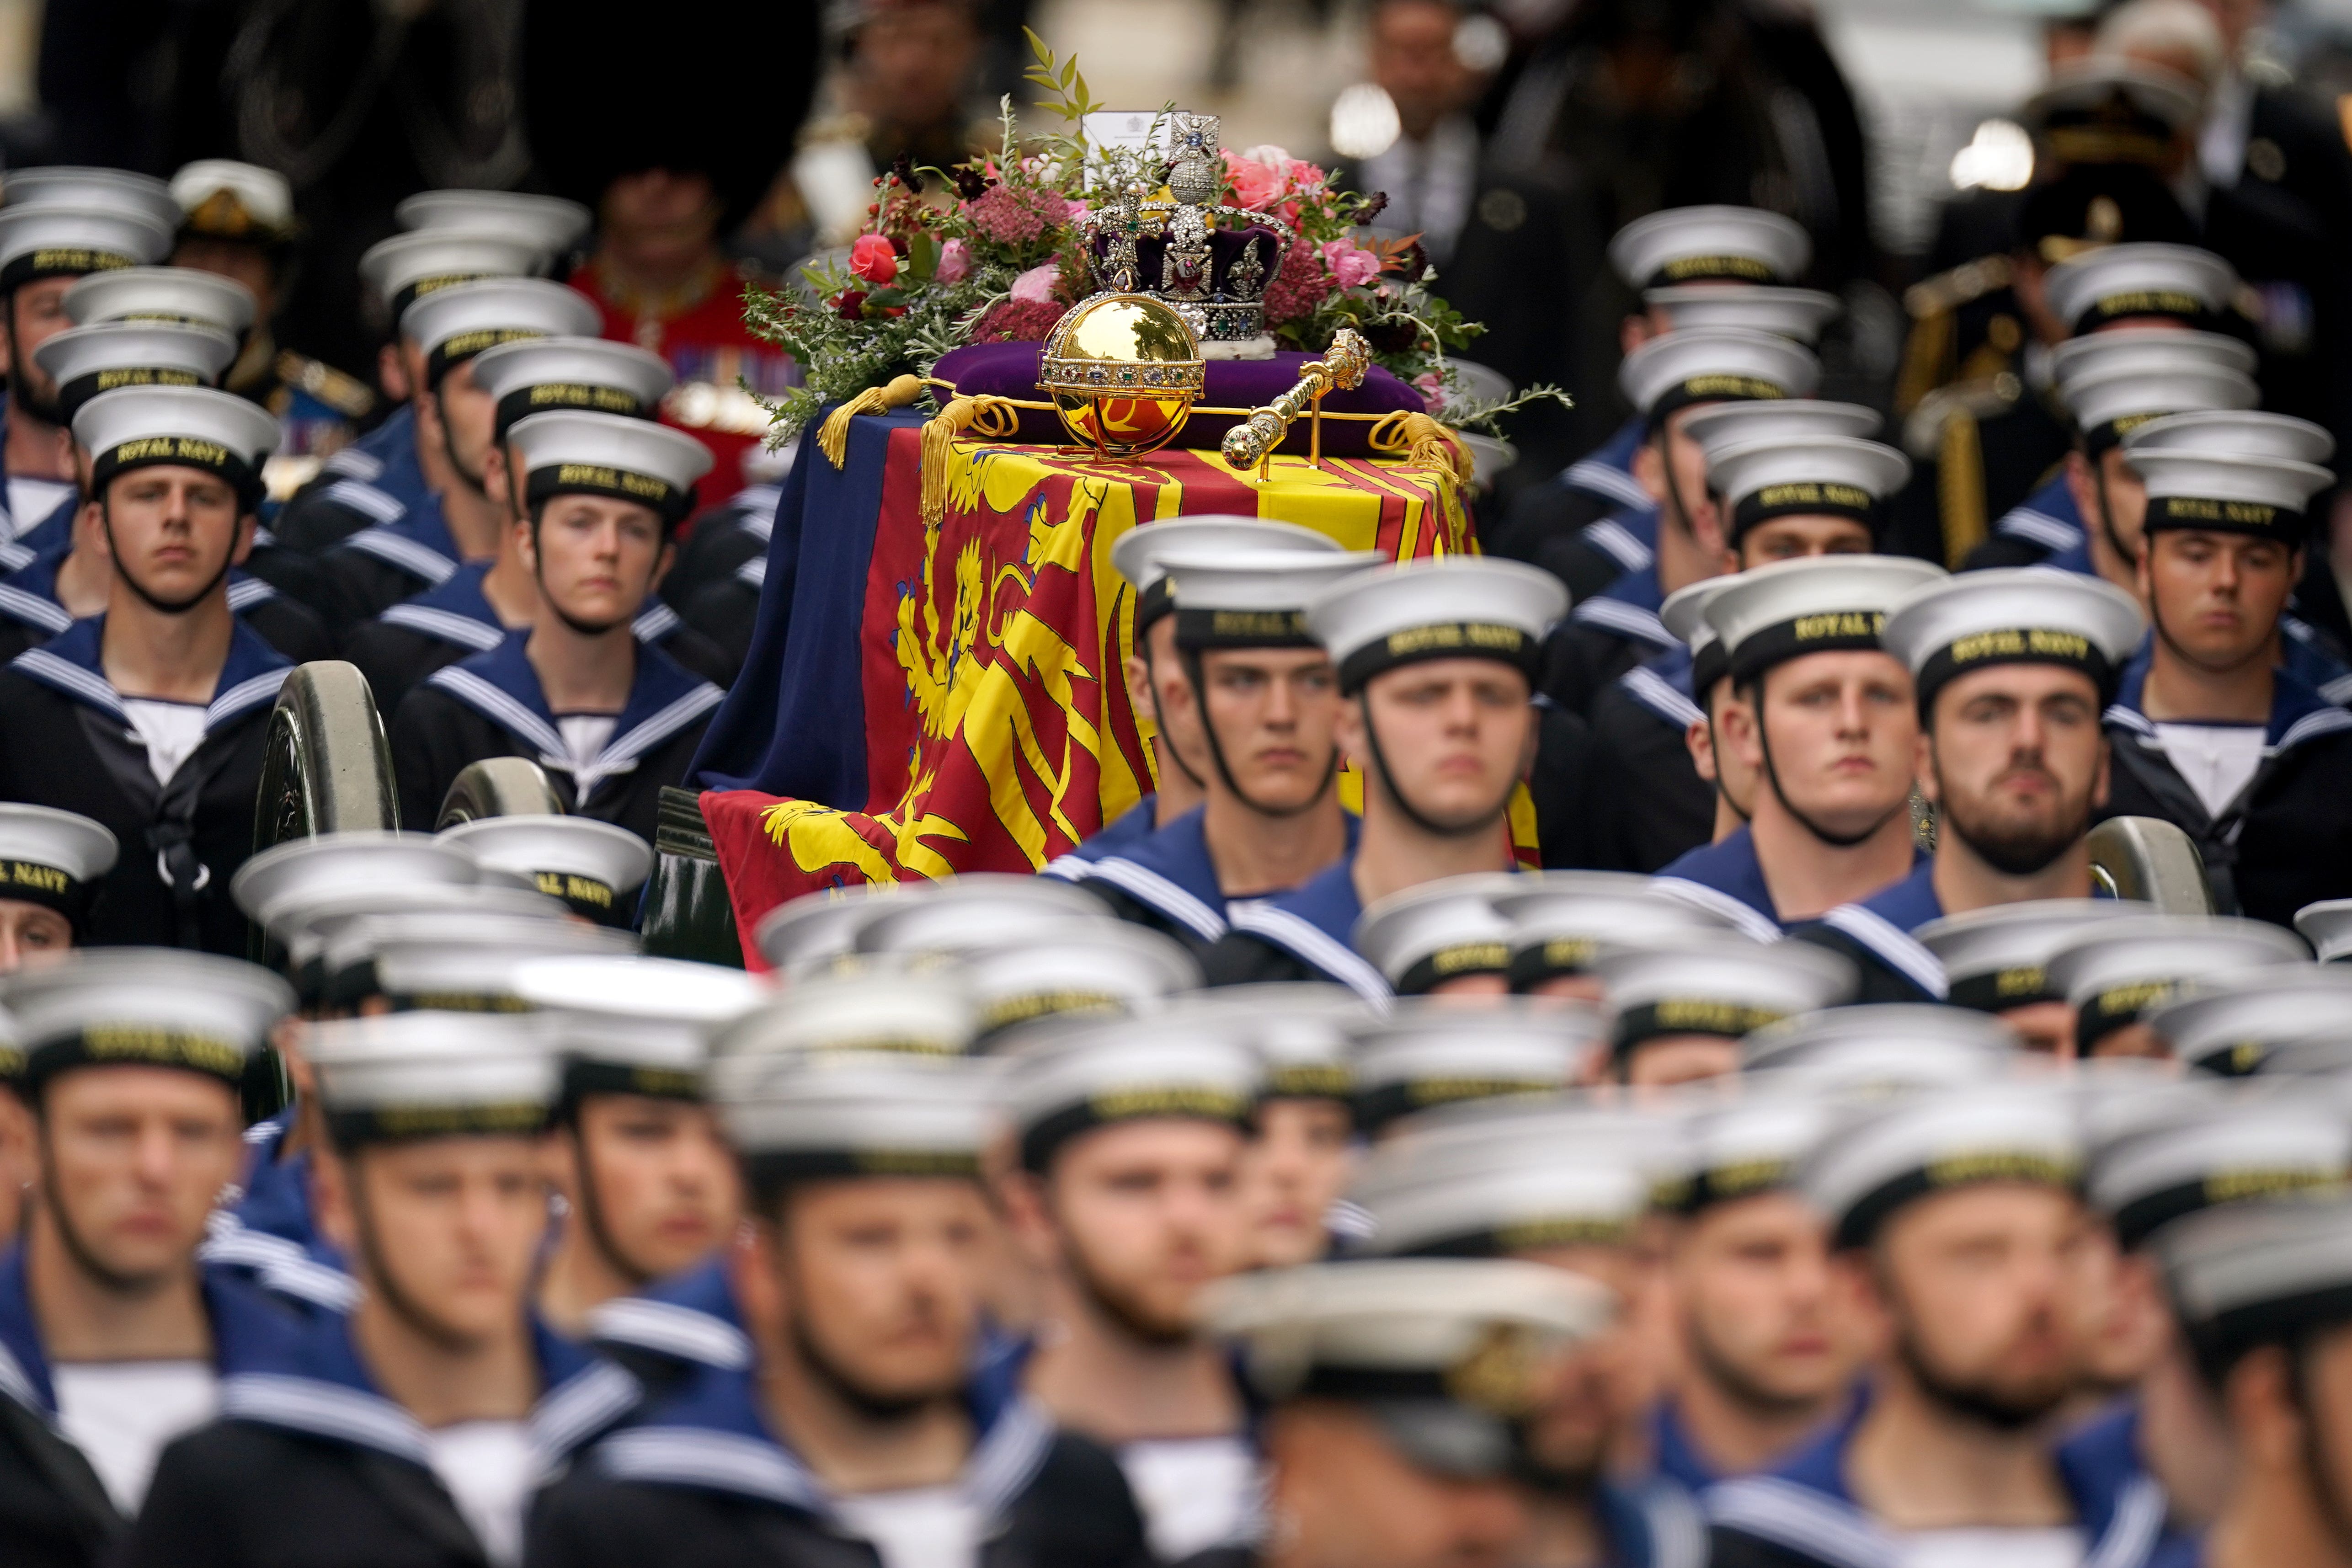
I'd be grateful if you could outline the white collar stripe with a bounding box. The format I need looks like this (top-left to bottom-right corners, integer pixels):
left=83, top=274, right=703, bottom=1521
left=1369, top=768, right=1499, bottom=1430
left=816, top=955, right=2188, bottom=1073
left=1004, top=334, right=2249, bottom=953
left=1225, top=901, right=1394, bottom=1004
left=1623, top=665, right=1703, bottom=728
left=343, top=528, right=458, bottom=583
left=1821, top=904, right=1950, bottom=998
left=428, top=667, right=564, bottom=756
left=380, top=604, right=504, bottom=649
left=1573, top=596, right=1675, bottom=646
left=1084, top=856, right=1228, bottom=940
left=13, top=648, right=128, bottom=719
left=1651, top=875, right=1782, bottom=942
left=0, top=584, right=71, bottom=633
left=221, top=1372, right=431, bottom=1464
left=587, top=1298, right=754, bottom=1370
left=321, top=480, right=407, bottom=525
left=1703, top=1477, right=1890, bottom=1568
left=208, top=669, right=289, bottom=729
left=1565, top=459, right=1656, bottom=511
left=1583, top=516, right=1656, bottom=571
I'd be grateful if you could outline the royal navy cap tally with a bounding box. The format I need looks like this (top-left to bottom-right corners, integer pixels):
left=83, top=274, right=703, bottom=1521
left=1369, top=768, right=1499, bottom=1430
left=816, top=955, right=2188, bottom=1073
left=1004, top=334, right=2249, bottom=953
left=1881, top=568, right=2145, bottom=711
left=2062, top=365, right=2260, bottom=453
left=0, top=205, right=173, bottom=292
left=2143, top=970, right=2352, bottom=1077
left=751, top=883, right=908, bottom=979
left=2127, top=449, right=2335, bottom=547
left=232, top=830, right=483, bottom=931
left=170, top=160, right=297, bottom=241
left=1304, top=558, right=1566, bottom=695
left=1005, top=1011, right=1262, bottom=1171
left=1609, top=206, right=1812, bottom=289
left=2295, top=899, right=2352, bottom=963
left=2158, top=1195, right=2352, bottom=1379
left=1491, top=872, right=1746, bottom=989
left=1, top=948, right=289, bottom=1093
left=1705, top=437, right=1913, bottom=546
left=2049, top=327, right=2257, bottom=388
left=1643, top=284, right=1842, bottom=343
left=720, top=1051, right=1000, bottom=1189
left=711, top=968, right=978, bottom=1061
left=1110, top=517, right=1342, bottom=635
left=1217, top=983, right=1366, bottom=1100
left=324, top=910, right=634, bottom=1012
left=437, top=816, right=655, bottom=925
left=1740, top=1003, right=2019, bottom=1076
left=2024, top=59, right=2203, bottom=161
left=1159, top=545, right=1385, bottom=650
left=1349, top=1000, right=1599, bottom=1134
left=469, top=336, right=675, bottom=442
left=3, top=168, right=180, bottom=229
left=513, top=954, right=768, bottom=1102
left=64, top=266, right=257, bottom=337
left=1353, top=873, right=1519, bottom=996
left=397, top=189, right=594, bottom=253
left=932, top=920, right=1202, bottom=1035
left=2045, top=916, right=2310, bottom=1054
left=309, top=1010, right=559, bottom=1146
left=1803, top=1080, right=2081, bottom=1249
left=1350, top=1140, right=1652, bottom=1257
left=507, top=409, right=712, bottom=527
left=1700, top=555, right=1947, bottom=685
left=1682, top=400, right=1882, bottom=467
left=34, top=320, right=239, bottom=424
left=1596, top=936, right=1854, bottom=1061
left=0, top=805, right=116, bottom=933
left=2124, top=409, right=2336, bottom=465
left=2044, top=242, right=2237, bottom=334
left=1617, top=328, right=1821, bottom=428
left=2089, top=1089, right=2350, bottom=1249
left=399, top=276, right=600, bottom=386
left=1656, top=1090, right=1832, bottom=1213
left=1660, top=576, right=1737, bottom=693
left=1915, top=899, right=2155, bottom=1012
left=1207, top=1257, right=1615, bottom=1478
left=73, top=384, right=278, bottom=508
left=360, top=229, right=547, bottom=319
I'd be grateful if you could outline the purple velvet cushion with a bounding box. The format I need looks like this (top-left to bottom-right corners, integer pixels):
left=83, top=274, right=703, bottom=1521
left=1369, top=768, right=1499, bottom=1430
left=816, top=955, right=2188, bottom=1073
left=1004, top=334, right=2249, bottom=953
left=931, top=340, right=1431, bottom=458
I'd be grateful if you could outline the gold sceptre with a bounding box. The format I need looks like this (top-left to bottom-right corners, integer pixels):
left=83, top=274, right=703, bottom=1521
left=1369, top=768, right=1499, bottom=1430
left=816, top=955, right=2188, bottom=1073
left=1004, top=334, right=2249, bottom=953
left=1219, top=328, right=1373, bottom=479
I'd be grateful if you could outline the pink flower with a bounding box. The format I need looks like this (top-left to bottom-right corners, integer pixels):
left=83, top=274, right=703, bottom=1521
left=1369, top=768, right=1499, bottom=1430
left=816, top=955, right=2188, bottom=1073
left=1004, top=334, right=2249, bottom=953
left=1010, top=262, right=1063, bottom=304
left=1321, top=240, right=1381, bottom=290
left=971, top=298, right=1067, bottom=343
left=966, top=183, right=1065, bottom=246
left=1262, top=240, right=1334, bottom=324
left=935, top=239, right=971, bottom=284
left=1224, top=150, right=1288, bottom=212
left=1414, top=371, right=1445, bottom=412
left=849, top=234, right=898, bottom=286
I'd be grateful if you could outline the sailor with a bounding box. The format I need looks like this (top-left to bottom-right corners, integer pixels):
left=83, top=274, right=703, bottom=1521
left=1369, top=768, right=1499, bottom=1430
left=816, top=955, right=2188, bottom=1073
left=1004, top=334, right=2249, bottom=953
left=1349, top=1000, right=1600, bottom=1137
left=998, top=1009, right=1266, bottom=1564
left=435, top=815, right=654, bottom=926
left=516, top=955, right=763, bottom=1337
left=0, top=949, right=292, bottom=1563
left=1543, top=329, right=1822, bottom=717
left=1705, top=1080, right=2188, bottom=1567
left=1650, top=1092, right=1861, bottom=1489
left=2045, top=915, right=2311, bottom=1059
left=2100, top=447, right=2352, bottom=922
left=165, top=160, right=377, bottom=480
left=1650, top=556, right=1944, bottom=939
left=1353, top=873, right=1520, bottom=999
left=1915, top=899, right=2153, bottom=1054
left=123, top=1010, right=630, bottom=1568
left=860, top=914, right=1200, bottom=1048
left=1049, top=518, right=1346, bottom=877
left=1220, top=985, right=1367, bottom=1268
left=0, top=201, right=172, bottom=550
left=316, top=909, right=635, bottom=1020
left=1064, top=544, right=1375, bottom=953
left=389, top=409, right=722, bottom=844
left=1497, top=871, right=1751, bottom=1002
left=0, top=386, right=287, bottom=953
left=1799, top=568, right=2147, bottom=1001
left=1206, top=1257, right=1622, bottom=1568
left=530, top=1045, right=1150, bottom=1568
left=341, top=332, right=731, bottom=710
left=0, top=804, right=115, bottom=974
left=1591, top=935, right=1853, bottom=1088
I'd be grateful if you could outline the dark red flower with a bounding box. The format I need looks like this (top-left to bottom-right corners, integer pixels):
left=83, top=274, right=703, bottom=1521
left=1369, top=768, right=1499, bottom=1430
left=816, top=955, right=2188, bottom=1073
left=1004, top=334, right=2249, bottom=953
left=837, top=290, right=868, bottom=320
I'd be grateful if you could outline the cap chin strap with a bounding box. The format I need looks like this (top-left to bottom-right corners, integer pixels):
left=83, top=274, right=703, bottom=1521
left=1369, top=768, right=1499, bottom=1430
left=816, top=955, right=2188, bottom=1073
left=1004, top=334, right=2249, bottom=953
left=2091, top=461, right=2135, bottom=574
left=1357, top=693, right=1515, bottom=840
left=1179, top=647, right=1338, bottom=819
left=433, top=384, right=489, bottom=496
left=1706, top=710, right=1753, bottom=823
left=1140, top=636, right=1206, bottom=792
left=101, top=500, right=238, bottom=615
left=1655, top=426, right=1700, bottom=547
left=1751, top=668, right=1908, bottom=849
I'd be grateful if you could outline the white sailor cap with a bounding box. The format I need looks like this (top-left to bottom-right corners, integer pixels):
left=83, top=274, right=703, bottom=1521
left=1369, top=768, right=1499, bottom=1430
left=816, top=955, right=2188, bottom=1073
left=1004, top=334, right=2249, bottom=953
left=1167, top=983, right=1368, bottom=1102
left=1109, top=516, right=1343, bottom=633
left=1353, top=873, right=1519, bottom=996
left=231, top=830, right=483, bottom=929
left=322, top=910, right=635, bottom=1011
left=396, top=189, right=594, bottom=254
left=2089, top=1090, right=2351, bottom=1249
left=1616, top=328, right=1821, bottom=427
left=507, top=409, right=712, bottom=528
left=1378, top=1092, right=1676, bottom=1169
left=1609, top=206, right=1812, bottom=289
left=936, top=920, right=1202, bottom=1036
left=2062, top=364, right=2260, bottom=451
left=72, top=384, right=278, bottom=508
left=1915, top=898, right=2155, bottom=1011
left=2044, top=916, right=2310, bottom=1054
left=1660, top=576, right=1737, bottom=692
left=2157, top=1195, right=2352, bottom=1381
left=719, top=1050, right=1001, bottom=1190
left=2126, top=449, right=2335, bottom=547
left=2023, top=59, right=2203, bottom=149
left=2045, top=243, right=2237, bottom=335
left=169, top=159, right=296, bottom=240
left=751, top=883, right=908, bottom=979
left=1802, top=1079, right=2082, bottom=1249
left=512, top=954, right=768, bottom=1099
left=399, top=276, right=600, bottom=386
left=1740, top=1003, right=2019, bottom=1075
left=64, top=266, right=256, bottom=336
left=1304, top=557, right=1566, bottom=695
left=2, top=167, right=180, bottom=230
left=1881, top=567, right=2146, bottom=711
left=359, top=229, right=548, bottom=319
left=711, top=967, right=979, bottom=1061
left=1349, top=999, right=1600, bottom=1134
left=0, top=948, right=289, bottom=1093
left=1682, top=400, right=1882, bottom=467
left=1003, top=1010, right=1262, bottom=1170
left=34, top=320, right=238, bottom=424
left=1642, top=284, right=1841, bottom=344
left=273, top=884, right=570, bottom=1005
left=1158, top=545, right=1385, bottom=650
left=1697, top=555, right=1946, bottom=685
left=308, top=1010, right=559, bottom=1146
left=1491, top=872, right=1748, bottom=988
left=2143, top=970, right=2352, bottom=1077
left=2124, top=409, right=2335, bottom=465
left=1349, top=1140, right=1653, bottom=1257
left=1655, top=1089, right=1835, bottom=1213
left=469, top=335, right=675, bottom=442
left=2294, top=898, right=2352, bottom=963
left=0, top=804, right=116, bottom=936
left=1595, top=935, right=1855, bottom=1067
left=436, top=816, right=654, bottom=926
left=0, top=204, right=172, bottom=292
left=1703, top=440, right=1916, bottom=550
left=848, top=872, right=1126, bottom=958
left=2049, top=327, right=2256, bottom=388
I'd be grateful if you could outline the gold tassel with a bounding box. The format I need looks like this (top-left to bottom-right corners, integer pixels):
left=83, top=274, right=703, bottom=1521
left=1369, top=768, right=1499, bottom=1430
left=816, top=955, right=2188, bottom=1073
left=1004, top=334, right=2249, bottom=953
left=920, top=395, right=1021, bottom=527
left=816, top=373, right=927, bottom=469
left=1395, top=412, right=1468, bottom=481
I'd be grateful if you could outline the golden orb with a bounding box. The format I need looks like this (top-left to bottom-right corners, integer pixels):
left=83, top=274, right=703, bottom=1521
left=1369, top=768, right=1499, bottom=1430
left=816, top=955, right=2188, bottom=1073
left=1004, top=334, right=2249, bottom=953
left=1037, top=292, right=1205, bottom=458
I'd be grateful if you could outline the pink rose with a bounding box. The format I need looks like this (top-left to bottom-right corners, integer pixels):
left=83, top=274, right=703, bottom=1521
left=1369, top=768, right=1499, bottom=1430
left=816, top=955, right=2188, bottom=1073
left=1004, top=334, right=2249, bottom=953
left=1413, top=371, right=1445, bottom=412
left=935, top=239, right=971, bottom=284
left=1010, top=262, right=1063, bottom=304
left=1321, top=240, right=1381, bottom=290
left=849, top=234, right=899, bottom=285
left=1224, top=151, right=1288, bottom=212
